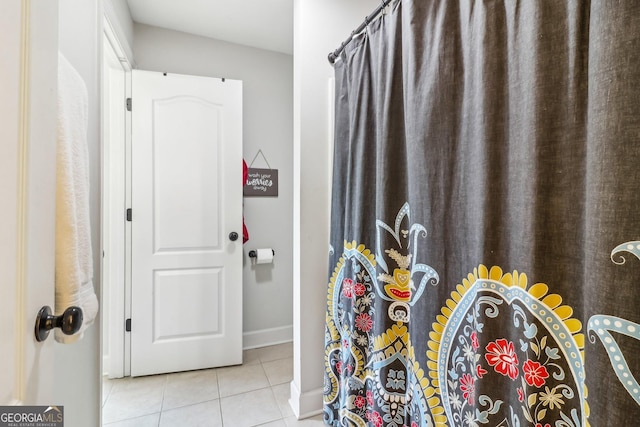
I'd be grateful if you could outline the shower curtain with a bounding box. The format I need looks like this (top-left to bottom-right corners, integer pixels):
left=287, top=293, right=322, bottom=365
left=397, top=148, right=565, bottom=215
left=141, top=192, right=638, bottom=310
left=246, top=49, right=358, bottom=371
left=323, top=1, right=640, bottom=426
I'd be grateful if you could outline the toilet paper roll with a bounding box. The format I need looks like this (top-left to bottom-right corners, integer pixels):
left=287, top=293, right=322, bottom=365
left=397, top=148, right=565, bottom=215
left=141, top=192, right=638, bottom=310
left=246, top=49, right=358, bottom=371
left=256, top=248, right=274, bottom=264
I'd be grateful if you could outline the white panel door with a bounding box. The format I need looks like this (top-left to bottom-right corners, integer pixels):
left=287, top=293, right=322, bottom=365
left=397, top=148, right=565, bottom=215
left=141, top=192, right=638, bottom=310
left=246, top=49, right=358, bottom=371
left=131, top=70, right=243, bottom=376
left=0, top=0, right=58, bottom=404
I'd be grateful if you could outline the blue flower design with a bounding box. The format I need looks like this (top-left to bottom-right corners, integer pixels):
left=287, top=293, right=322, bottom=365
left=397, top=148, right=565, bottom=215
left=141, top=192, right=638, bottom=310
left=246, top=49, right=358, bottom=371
left=386, top=369, right=406, bottom=390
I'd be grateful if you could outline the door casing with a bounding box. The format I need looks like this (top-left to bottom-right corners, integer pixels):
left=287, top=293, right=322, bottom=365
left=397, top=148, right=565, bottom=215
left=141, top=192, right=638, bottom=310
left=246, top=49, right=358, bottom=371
left=101, top=15, right=132, bottom=379
left=102, top=66, right=244, bottom=377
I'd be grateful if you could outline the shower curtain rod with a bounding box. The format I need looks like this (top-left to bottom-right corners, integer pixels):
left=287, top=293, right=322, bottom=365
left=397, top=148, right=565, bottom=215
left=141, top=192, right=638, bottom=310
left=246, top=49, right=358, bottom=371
left=327, top=0, right=395, bottom=64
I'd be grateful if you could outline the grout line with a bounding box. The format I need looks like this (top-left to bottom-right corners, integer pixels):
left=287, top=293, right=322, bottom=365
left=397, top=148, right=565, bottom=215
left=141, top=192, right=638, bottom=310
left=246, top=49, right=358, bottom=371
left=156, top=375, right=168, bottom=427
left=218, top=397, right=224, bottom=427
left=216, top=365, right=224, bottom=427
left=101, top=378, right=113, bottom=409
left=220, top=383, right=274, bottom=399
left=268, top=385, right=287, bottom=421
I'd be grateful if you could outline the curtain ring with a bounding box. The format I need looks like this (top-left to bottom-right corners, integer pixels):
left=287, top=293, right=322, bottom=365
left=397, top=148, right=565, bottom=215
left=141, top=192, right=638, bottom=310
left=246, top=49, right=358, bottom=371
left=381, top=0, right=388, bottom=14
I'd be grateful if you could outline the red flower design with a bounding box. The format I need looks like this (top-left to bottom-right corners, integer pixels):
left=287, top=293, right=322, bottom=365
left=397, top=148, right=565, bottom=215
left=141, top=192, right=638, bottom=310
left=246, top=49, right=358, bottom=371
left=460, top=373, right=475, bottom=404
left=470, top=331, right=479, bottom=350
left=366, top=390, right=374, bottom=406
left=517, top=387, right=524, bottom=402
left=354, top=396, right=365, bottom=408
left=342, top=279, right=354, bottom=298
left=366, top=411, right=384, bottom=427
left=336, top=360, right=353, bottom=375
left=476, top=364, right=487, bottom=379
left=485, top=339, right=519, bottom=380
left=355, top=313, right=373, bottom=332
left=535, top=424, right=551, bottom=427
left=411, top=423, right=418, bottom=427
left=354, top=282, right=366, bottom=296
left=523, top=359, right=550, bottom=388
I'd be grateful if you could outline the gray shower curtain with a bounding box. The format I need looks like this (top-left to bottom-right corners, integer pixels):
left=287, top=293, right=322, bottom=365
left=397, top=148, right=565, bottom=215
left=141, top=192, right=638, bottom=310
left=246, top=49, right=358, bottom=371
left=324, top=1, right=640, bottom=426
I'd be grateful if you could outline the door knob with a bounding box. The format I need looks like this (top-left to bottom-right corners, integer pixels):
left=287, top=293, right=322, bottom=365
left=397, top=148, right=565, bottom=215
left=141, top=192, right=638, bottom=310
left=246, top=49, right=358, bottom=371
left=35, top=305, right=83, bottom=342
left=229, top=232, right=239, bottom=241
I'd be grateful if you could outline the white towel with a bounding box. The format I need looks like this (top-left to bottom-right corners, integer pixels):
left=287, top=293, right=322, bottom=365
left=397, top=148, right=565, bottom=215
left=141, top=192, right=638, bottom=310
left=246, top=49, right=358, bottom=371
left=54, top=53, right=99, bottom=343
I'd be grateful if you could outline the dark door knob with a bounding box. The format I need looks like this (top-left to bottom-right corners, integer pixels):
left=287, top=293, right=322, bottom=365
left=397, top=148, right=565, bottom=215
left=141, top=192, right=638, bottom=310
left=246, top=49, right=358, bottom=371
left=35, top=305, right=83, bottom=342
left=229, top=232, right=239, bottom=241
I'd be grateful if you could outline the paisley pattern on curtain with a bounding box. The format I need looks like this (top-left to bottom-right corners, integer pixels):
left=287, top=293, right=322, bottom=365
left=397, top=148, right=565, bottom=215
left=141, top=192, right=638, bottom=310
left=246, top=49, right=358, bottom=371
left=324, top=1, right=640, bottom=426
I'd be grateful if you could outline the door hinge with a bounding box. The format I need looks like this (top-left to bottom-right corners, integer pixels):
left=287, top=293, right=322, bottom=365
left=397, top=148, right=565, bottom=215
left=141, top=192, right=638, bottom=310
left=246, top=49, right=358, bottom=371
left=126, top=98, right=132, bottom=111
left=126, top=208, right=132, bottom=222
left=125, top=318, right=131, bottom=332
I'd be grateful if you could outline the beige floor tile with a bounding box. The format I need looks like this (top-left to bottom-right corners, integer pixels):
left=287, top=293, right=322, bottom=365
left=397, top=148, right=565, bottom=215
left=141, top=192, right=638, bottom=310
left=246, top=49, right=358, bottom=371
left=271, top=383, right=294, bottom=418
left=102, top=385, right=164, bottom=424
left=263, top=357, right=293, bottom=386
left=243, top=348, right=262, bottom=365
left=217, top=363, right=270, bottom=397
left=163, top=369, right=219, bottom=410
left=101, top=346, right=300, bottom=426
left=220, top=388, right=282, bottom=427
left=102, top=377, right=114, bottom=407
left=257, top=342, right=293, bottom=363
left=257, top=420, right=288, bottom=427
left=283, top=414, right=326, bottom=426
left=159, top=400, right=223, bottom=427
left=109, top=374, right=167, bottom=395
left=103, top=413, right=160, bottom=427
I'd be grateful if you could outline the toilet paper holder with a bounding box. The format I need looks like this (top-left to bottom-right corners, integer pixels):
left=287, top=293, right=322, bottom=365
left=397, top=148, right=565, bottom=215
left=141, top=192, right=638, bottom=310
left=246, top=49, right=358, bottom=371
left=248, top=249, right=275, bottom=258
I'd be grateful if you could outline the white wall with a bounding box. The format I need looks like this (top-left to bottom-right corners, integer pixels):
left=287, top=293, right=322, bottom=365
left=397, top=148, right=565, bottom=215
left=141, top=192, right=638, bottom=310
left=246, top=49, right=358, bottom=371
left=133, top=24, right=294, bottom=347
left=56, top=0, right=102, bottom=426
left=290, top=0, right=379, bottom=418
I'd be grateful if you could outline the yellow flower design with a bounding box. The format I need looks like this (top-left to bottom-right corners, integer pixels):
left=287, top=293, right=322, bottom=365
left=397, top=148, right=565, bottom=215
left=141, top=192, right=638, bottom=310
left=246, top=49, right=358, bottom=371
left=378, top=249, right=413, bottom=301
left=539, top=386, right=565, bottom=410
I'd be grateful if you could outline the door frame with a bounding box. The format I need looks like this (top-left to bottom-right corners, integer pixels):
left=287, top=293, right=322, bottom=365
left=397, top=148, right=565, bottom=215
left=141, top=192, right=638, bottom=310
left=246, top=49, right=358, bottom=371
left=101, top=15, right=132, bottom=378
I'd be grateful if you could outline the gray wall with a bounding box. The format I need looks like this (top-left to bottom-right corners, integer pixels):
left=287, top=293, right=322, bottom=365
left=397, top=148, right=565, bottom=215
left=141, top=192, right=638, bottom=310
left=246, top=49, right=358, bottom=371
left=133, top=24, right=294, bottom=345
left=57, top=0, right=102, bottom=425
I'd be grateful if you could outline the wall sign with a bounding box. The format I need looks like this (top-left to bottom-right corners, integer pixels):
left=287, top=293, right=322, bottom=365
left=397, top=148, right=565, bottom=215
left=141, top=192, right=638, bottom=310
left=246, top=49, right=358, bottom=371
left=244, top=167, right=278, bottom=196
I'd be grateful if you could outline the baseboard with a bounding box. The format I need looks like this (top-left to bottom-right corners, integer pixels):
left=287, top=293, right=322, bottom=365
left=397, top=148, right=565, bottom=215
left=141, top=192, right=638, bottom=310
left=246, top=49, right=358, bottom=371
left=289, top=381, right=324, bottom=419
left=103, top=327, right=293, bottom=376
left=243, top=324, right=293, bottom=349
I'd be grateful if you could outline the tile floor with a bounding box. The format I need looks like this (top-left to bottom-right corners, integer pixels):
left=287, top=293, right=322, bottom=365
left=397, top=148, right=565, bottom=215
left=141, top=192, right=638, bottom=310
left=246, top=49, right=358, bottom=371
left=102, top=342, right=325, bottom=426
